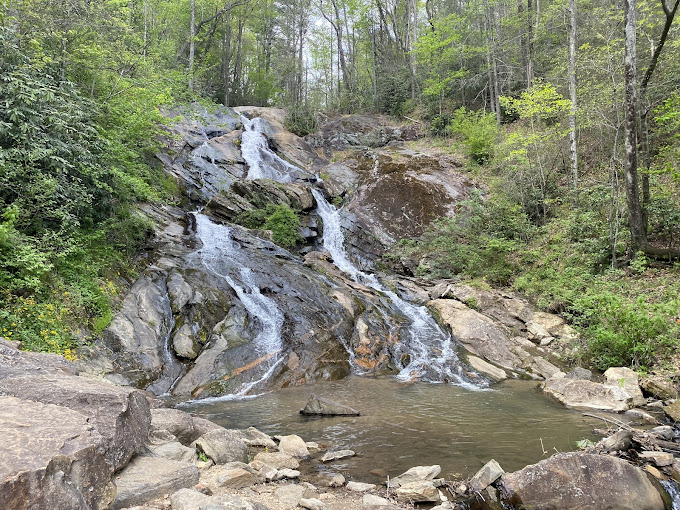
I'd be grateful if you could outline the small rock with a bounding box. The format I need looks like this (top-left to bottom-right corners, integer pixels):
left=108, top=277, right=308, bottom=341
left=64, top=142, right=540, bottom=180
left=276, top=485, right=312, bottom=506
left=346, top=481, right=376, bottom=492
left=274, top=469, right=301, bottom=480
left=395, top=480, right=441, bottom=503
left=252, top=451, right=300, bottom=470
left=638, top=451, right=674, bottom=467
left=648, top=426, right=674, bottom=441
left=243, top=426, right=277, bottom=449
left=388, top=465, right=441, bottom=488
left=320, top=472, right=345, bottom=487
left=170, top=488, right=212, bottom=510
left=306, top=441, right=320, bottom=450
left=625, top=408, right=660, bottom=424
left=300, top=393, right=360, bottom=416
left=362, top=494, right=390, bottom=506
left=193, top=483, right=212, bottom=495
left=598, top=430, right=633, bottom=452
left=250, top=460, right=278, bottom=481
left=145, top=440, right=197, bottom=464
left=469, top=459, right=504, bottom=492
left=320, top=449, right=356, bottom=462
left=299, top=497, right=328, bottom=510
left=278, top=434, right=310, bottom=458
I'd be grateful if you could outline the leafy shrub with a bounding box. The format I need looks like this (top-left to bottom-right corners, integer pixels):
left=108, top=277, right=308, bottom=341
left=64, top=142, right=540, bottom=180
left=285, top=105, right=318, bottom=136
left=235, top=204, right=301, bottom=248
left=447, top=108, right=498, bottom=164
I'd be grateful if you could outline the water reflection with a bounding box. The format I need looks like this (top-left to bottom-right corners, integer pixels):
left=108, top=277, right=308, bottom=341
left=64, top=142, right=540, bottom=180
left=185, top=376, right=601, bottom=481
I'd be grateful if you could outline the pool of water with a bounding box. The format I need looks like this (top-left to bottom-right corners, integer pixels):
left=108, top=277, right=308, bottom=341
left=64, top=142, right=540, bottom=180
left=183, top=376, right=602, bottom=482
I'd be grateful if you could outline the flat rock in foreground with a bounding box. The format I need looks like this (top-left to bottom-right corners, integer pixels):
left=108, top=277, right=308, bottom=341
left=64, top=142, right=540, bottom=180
left=500, top=452, right=666, bottom=510
left=300, top=393, right=360, bottom=416
left=0, top=396, right=115, bottom=510
left=111, top=456, right=200, bottom=509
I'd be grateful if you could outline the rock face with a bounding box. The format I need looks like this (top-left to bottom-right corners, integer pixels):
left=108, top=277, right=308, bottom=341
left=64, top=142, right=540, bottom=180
left=500, top=452, right=666, bottom=510
left=300, top=394, right=361, bottom=416
left=0, top=396, right=116, bottom=510
left=0, top=374, right=151, bottom=472
left=542, top=376, right=635, bottom=412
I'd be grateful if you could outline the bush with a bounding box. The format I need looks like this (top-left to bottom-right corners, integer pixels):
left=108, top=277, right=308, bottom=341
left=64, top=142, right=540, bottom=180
left=284, top=105, right=318, bottom=136
left=447, top=108, right=498, bottom=164
left=235, top=204, right=301, bottom=248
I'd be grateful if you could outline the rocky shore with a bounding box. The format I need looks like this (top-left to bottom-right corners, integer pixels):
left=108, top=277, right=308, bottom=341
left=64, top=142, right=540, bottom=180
left=2, top=336, right=679, bottom=510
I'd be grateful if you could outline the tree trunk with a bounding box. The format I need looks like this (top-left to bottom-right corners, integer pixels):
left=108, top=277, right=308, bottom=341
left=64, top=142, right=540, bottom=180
left=623, top=0, right=646, bottom=251
left=527, top=0, right=535, bottom=88
left=568, top=0, right=578, bottom=191
left=189, top=0, right=196, bottom=90
left=222, top=8, right=232, bottom=106
left=485, top=0, right=502, bottom=126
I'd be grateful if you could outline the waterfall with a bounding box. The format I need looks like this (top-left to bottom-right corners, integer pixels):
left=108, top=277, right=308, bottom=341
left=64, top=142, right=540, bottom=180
left=311, top=188, right=482, bottom=388
left=194, top=213, right=285, bottom=399
left=240, top=116, right=296, bottom=183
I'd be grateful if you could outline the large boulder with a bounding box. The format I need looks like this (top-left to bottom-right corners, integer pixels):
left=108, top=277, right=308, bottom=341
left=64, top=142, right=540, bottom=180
left=542, top=376, right=635, bottom=411
left=0, top=340, right=77, bottom=380
left=500, top=452, right=666, bottom=510
left=0, top=396, right=116, bottom=510
left=0, top=374, right=151, bottom=472
left=195, top=429, right=249, bottom=465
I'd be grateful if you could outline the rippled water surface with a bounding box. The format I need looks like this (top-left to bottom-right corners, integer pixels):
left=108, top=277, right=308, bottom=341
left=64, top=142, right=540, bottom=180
left=185, top=376, right=601, bottom=481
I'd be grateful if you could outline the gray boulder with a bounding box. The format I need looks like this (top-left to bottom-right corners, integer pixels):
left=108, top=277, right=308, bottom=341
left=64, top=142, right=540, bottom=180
left=0, top=374, right=150, bottom=472
left=542, top=377, right=634, bottom=411
left=0, top=396, right=116, bottom=510
left=195, top=429, right=249, bottom=464
left=300, top=393, right=361, bottom=416
left=151, top=408, right=199, bottom=445
left=320, top=449, right=356, bottom=462
left=604, top=367, right=646, bottom=407
left=388, top=465, right=441, bottom=488
left=395, top=481, right=441, bottom=503
left=0, top=340, right=77, bottom=380
left=469, top=459, right=504, bottom=492
left=252, top=452, right=299, bottom=470
left=111, top=456, right=200, bottom=509
left=500, top=452, right=666, bottom=510
left=277, top=434, right=309, bottom=458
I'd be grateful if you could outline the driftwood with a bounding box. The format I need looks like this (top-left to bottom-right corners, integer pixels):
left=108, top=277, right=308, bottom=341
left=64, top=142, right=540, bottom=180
left=582, top=413, right=634, bottom=431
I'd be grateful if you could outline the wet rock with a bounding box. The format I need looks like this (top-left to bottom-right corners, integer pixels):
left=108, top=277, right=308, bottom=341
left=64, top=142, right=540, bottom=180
left=299, top=498, right=328, bottom=510
left=625, top=408, right=660, bottom=424
left=347, top=481, right=377, bottom=492
left=500, top=452, right=666, bottom=510
left=277, top=434, right=310, bottom=458
left=112, top=456, right=200, bottom=509
left=597, top=429, right=633, bottom=452
left=469, top=459, right=504, bottom=492
left=638, top=451, right=674, bottom=467
left=604, top=367, right=646, bottom=407
left=252, top=452, right=300, bottom=470
left=429, top=299, right=520, bottom=371
left=0, top=396, right=116, bottom=510
left=388, top=465, right=441, bottom=488
left=465, top=355, right=507, bottom=381
left=195, top=429, right=249, bottom=465
left=395, top=481, right=441, bottom=503
left=542, top=376, right=634, bottom=411
left=320, top=450, right=356, bottom=462
left=565, top=367, right=593, bottom=380
left=663, top=400, right=680, bottom=422
left=300, top=393, right=361, bottom=416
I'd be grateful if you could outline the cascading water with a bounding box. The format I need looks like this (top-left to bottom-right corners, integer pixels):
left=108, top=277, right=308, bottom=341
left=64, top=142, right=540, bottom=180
left=194, top=213, right=285, bottom=399
left=662, top=480, right=680, bottom=510
left=240, top=116, right=297, bottom=183
left=311, top=188, right=482, bottom=388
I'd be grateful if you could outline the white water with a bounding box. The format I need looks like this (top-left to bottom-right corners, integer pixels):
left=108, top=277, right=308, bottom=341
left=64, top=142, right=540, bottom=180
left=195, top=213, right=285, bottom=399
left=663, top=480, right=680, bottom=510
left=240, top=116, right=296, bottom=183
left=311, top=188, right=482, bottom=388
